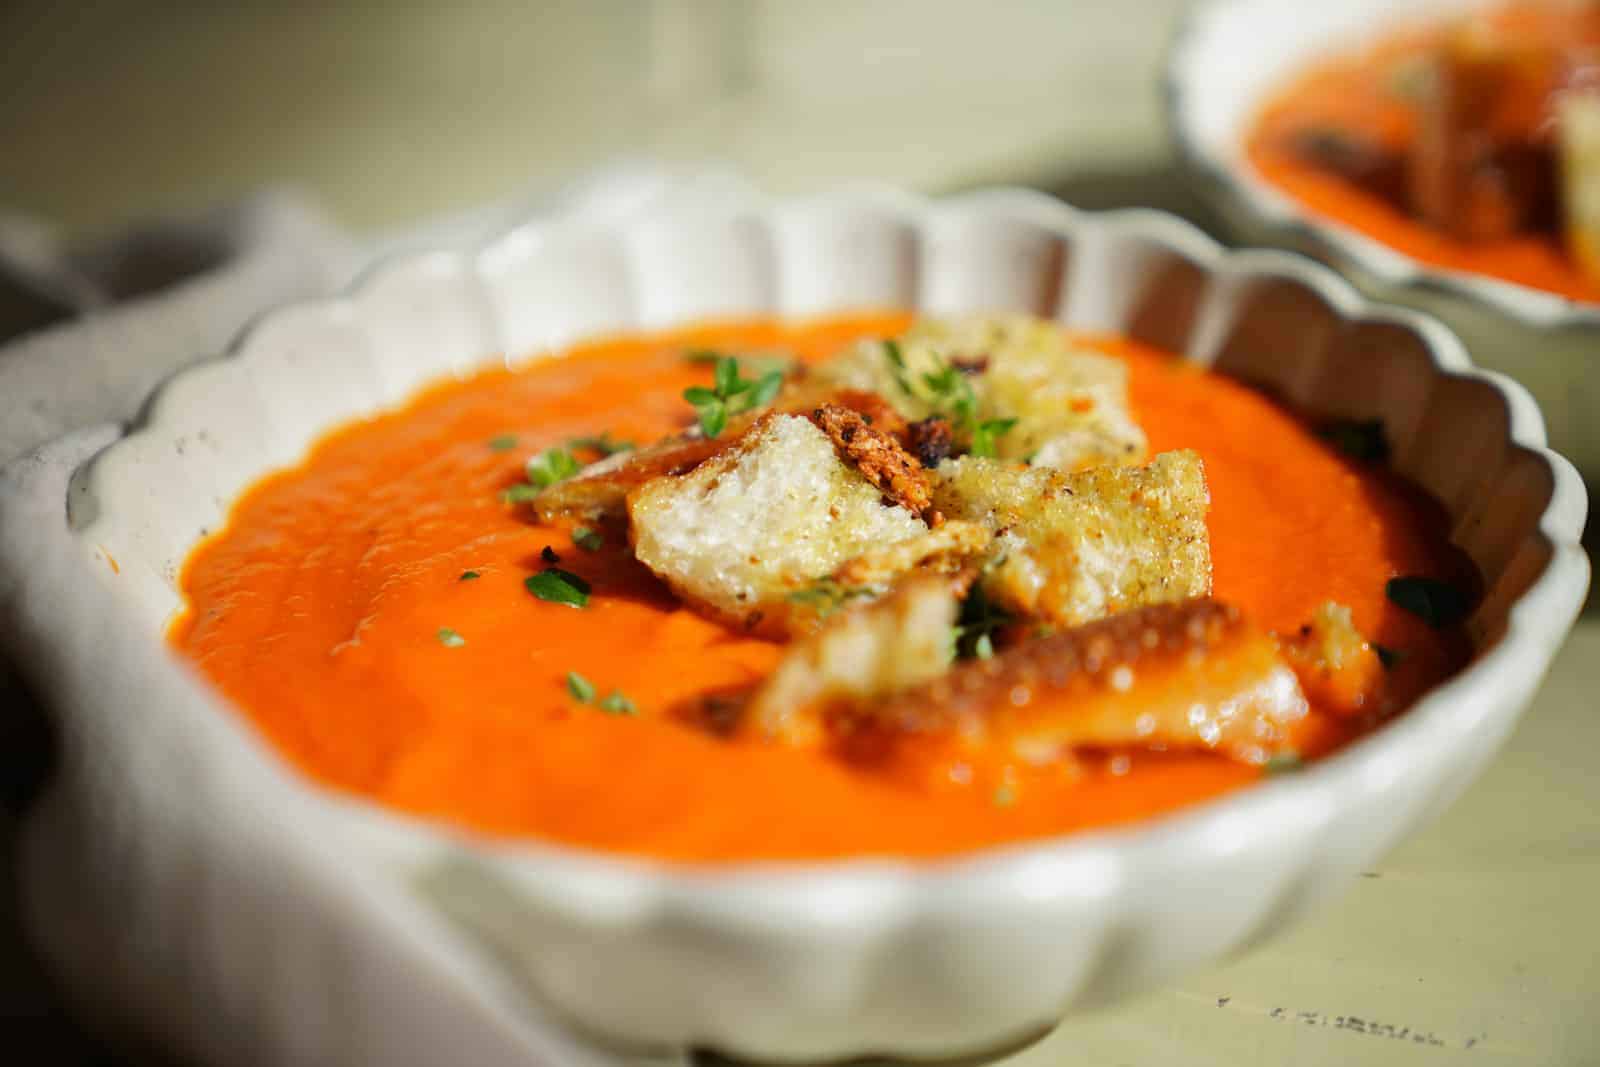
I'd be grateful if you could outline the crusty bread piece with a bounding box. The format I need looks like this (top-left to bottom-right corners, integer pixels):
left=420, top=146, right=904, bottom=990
left=853, top=599, right=1307, bottom=778
left=804, top=315, right=1147, bottom=470
left=1280, top=601, right=1385, bottom=718
left=747, top=575, right=964, bottom=747
left=829, top=520, right=991, bottom=589
left=932, top=449, right=1211, bottom=628
left=911, top=315, right=1148, bottom=470
left=628, top=413, right=929, bottom=629
left=531, top=424, right=747, bottom=522
left=1559, top=90, right=1600, bottom=286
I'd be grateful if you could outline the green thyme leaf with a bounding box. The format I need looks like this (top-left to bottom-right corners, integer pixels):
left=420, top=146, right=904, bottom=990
left=747, top=370, right=784, bottom=408
left=527, top=446, right=583, bottom=488
left=970, top=417, right=1019, bottom=459
left=787, top=577, right=877, bottom=618
left=500, top=483, right=542, bottom=503
left=459, top=570, right=481, bottom=581
left=598, top=690, right=638, bottom=716
left=437, top=627, right=466, bottom=648
left=566, top=670, right=597, bottom=703
left=567, top=431, right=634, bottom=457
left=953, top=584, right=1011, bottom=660
left=1386, top=576, right=1469, bottom=629
left=1263, top=751, right=1304, bottom=775
left=714, top=356, right=741, bottom=396
left=684, top=354, right=785, bottom=439
left=1317, top=418, right=1389, bottom=463
left=487, top=434, right=518, bottom=451
left=573, top=527, right=604, bottom=552
left=526, top=568, right=591, bottom=608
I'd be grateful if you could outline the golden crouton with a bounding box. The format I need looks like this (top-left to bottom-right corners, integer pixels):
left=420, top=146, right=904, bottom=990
left=628, top=413, right=929, bottom=630
left=1280, top=601, right=1385, bottom=717
left=908, top=315, right=1148, bottom=470
left=931, top=450, right=1211, bottom=628
left=531, top=425, right=746, bottom=522
left=747, top=575, right=965, bottom=747
left=804, top=315, right=1147, bottom=470
left=1559, top=90, right=1600, bottom=286
left=809, top=402, right=938, bottom=522
left=828, top=520, right=991, bottom=590
left=847, top=599, right=1307, bottom=780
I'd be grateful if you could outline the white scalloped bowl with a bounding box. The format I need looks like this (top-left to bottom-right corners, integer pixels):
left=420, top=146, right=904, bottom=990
left=42, top=182, right=1591, bottom=1062
left=1168, top=0, right=1600, bottom=481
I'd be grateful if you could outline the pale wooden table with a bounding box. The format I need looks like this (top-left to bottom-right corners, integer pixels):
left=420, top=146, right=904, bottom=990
left=2, top=2, right=1594, bottom=1064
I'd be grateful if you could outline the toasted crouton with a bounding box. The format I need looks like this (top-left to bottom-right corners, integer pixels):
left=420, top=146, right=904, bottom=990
left=531, top=425, right=745, bottom=522
left=847, top=599, right=1307, bottom=781
left=1280, top=601, right=1385, bottom=717
left=932, top=450, right=1211, bottom=628
left=809, top=403, right=938, bottom=522
left=829, top=520, right=991, bottom=589
left=805, top=315, right=1147, bottom=470
left=747, top=575, right=965, bottom=747
left=1559, top=90, right=1600, bottom=285
left=911, top=315, right=1149, bottom=470
left=628, top=413, right=929, bottom=629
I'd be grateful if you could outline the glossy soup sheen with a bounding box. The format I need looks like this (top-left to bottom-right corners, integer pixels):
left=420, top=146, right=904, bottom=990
left=169, top=314, right=1472, bottom=862
left=1246, top=2, right=1600, bottom=303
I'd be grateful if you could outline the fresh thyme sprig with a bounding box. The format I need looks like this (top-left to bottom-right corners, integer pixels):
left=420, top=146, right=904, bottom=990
left=683, top=356, right=784, bottom=438
left=882, top=340, right=1016, bottom=458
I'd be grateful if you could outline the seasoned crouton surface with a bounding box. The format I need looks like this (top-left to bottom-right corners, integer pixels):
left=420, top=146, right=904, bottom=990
left=748, top=575, right=965, bottom=747
left=810, top=403, right=938, bottom=522
left=1281, top=601, right=1386, bottom=717
left=850, top=599, right=1308, bottom=774
left=932, top=450, right=1212, bottom=627
left=628, top=413, right=928, bottom=626
left=532, top=427, right=737, bottom=522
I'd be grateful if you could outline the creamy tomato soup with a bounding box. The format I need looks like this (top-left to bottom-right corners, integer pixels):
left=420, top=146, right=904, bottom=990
left=169, top=313, right=1472, bottom=862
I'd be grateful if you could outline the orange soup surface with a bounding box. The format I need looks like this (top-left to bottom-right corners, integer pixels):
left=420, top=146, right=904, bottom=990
left=169, top=314, right=1471, bottom=862
left=1245, top=2, right=1600, bottom=304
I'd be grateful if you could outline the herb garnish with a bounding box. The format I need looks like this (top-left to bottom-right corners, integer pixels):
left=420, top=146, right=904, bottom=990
left=882, top=339, right=1016, bottom=458
left=1317, top=418, right=1389, bottom=463
left=487, top=434, right=518, bottom=451
left=684, top=348, right=795, bottom=380
left=500, top=484, right=542, bottom=504
left=787, top=577, right=877, bottom=618
left=566, top=670, right=597, bottom=703
left=684, top=356, right=785, bottom=438
left=526, top=446, right=582, bottom=488
left=573, top=527, right=604, bottom=552
left=526, top=568, right=591, bottom=608
left=1263, top=751, right=1303, bottom=775
left=567, top=432, right=634, bottom=458
left=437, top=627, right=466, bottom=648
left=953, top=584, right=1011, bottom=660
left=459, top=570, right=481, bottom=581
left=565, top=670, right=638, bottom=715
left=1385, top=576, right=1469, bottom=629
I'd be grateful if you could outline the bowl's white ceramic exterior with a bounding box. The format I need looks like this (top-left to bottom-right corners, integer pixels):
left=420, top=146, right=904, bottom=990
left=1168, top=0, right=1600, bottom=481
left=0, top=181, right=1588, bottom=1065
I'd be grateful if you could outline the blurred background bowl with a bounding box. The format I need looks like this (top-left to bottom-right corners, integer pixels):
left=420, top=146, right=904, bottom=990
left=1168, top=0, right=1600, bottom=485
